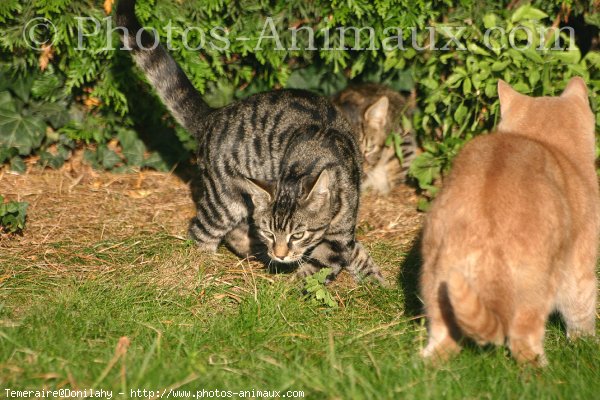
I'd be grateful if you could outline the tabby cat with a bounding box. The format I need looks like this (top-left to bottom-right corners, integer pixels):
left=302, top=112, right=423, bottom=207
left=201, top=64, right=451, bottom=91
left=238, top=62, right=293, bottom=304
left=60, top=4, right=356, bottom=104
left=116, top=0, right=383, bottom=282
left=420, top=77, right=599, bottom=366
left=333, top=83, right=418, bottom=195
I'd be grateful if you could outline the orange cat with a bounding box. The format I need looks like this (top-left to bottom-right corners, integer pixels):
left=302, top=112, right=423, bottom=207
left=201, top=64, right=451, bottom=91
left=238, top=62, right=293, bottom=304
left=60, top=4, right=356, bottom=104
left=420, top=77, right=599, bottom=366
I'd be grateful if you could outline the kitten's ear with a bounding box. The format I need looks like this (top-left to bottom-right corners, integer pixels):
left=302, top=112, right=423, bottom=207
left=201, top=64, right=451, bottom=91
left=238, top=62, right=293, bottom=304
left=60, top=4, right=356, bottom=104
left=305, top=170, right=330, bottom=211
left=561, top=77, right=588, bottom=100
left=245, top=178, right=273, bottom=207
left=364, top=96, right=389, bottom=129
left=498, top=80, right=522, bottom=116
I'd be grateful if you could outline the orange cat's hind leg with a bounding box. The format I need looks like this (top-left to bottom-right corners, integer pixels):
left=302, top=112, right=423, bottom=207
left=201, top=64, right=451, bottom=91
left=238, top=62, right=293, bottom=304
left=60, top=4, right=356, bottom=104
left=556, top=267, right=597, bottom=339
left=421, top=284, right=462, bottom=361
left=508, top=306, right=550, bottom=367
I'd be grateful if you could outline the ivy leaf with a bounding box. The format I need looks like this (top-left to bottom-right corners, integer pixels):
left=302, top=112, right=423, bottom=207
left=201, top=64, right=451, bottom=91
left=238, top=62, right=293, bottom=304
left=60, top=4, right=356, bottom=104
left=0, top=146, right=18, bottom=163
left=0, top=107, right=46, bottom=155
left=9, top=156, right=26, bottom=173
left=0, top=91, right=15, bottom=111
left=39, top=150, right=66, bottom=169
left=98, top=146, right=121, bottom=170
left=10, top=76, right=34, bottom=102
left=118, top=128, right=146, bottom=166
left=31, top=101, right=70, bottom=129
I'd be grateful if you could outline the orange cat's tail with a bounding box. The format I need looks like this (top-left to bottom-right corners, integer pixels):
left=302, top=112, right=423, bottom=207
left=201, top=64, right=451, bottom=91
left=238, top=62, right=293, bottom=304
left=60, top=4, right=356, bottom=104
left=447, top=269, right=505, bottom=346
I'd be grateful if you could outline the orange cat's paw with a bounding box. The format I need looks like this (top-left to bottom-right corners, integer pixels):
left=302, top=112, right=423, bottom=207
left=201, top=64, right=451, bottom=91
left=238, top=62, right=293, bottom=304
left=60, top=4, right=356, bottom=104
left=566, top=328, right=596, bottom=341
left=511, top=348, right=548, bottom=368
left=421, top=339, right=461, bottom=363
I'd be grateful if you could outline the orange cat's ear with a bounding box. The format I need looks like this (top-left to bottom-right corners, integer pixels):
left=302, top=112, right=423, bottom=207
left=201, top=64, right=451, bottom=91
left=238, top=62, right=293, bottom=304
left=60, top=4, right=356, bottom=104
left=561, top=77, right=588, bottom=100
left=364, top=96, right=389, bottom=129
left=498, top=80, right=521, bottom=116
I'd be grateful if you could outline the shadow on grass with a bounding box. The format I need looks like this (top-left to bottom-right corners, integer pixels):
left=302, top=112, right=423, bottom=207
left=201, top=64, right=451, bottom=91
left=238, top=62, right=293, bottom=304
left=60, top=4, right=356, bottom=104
left=397, top=230, right=424, bottom=318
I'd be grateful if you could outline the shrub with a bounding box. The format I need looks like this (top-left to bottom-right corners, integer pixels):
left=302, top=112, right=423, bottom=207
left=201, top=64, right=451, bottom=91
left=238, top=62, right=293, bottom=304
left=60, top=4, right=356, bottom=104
left=0, top=0, right=598, bottom=192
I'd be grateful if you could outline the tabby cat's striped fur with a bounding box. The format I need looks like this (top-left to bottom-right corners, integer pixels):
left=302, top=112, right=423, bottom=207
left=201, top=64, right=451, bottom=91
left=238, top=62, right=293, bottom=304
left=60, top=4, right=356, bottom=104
left=116, top=0, right=383, bottom=282
left=333, top=83, right=418, bottom=195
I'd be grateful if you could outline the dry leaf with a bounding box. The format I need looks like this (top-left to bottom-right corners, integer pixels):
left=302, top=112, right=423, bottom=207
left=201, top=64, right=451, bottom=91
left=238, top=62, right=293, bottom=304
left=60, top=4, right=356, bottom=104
left=125, top=189, right=152, bottom=199
left=115, top=336, right=130, bottom=356
left=84, top=96, right=101, bottom=109
left=38, top=44, right=54, bottom=71
left=104, top=0, right=114, bottom=15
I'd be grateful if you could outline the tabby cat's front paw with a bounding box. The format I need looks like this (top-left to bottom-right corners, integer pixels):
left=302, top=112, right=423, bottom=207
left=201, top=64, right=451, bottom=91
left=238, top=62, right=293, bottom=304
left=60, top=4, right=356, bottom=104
left=295, top=263, right=320, bottom=279
left=358, top=269, right=386, bottom=285
left=189, top=223, right=220, bottom=253
left=348, top=243, right=386, bottom=285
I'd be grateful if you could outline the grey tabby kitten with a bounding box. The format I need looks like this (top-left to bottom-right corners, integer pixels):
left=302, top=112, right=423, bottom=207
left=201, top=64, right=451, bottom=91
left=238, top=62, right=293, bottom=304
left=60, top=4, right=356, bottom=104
left=333, top=83, right=418, bottom=195
left=116, top=0, right=383, bottom=283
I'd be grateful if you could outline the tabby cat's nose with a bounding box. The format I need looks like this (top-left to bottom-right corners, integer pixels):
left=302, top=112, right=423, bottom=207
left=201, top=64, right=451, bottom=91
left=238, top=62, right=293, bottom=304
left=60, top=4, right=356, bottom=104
left=274, top=242, right=289, bottom=259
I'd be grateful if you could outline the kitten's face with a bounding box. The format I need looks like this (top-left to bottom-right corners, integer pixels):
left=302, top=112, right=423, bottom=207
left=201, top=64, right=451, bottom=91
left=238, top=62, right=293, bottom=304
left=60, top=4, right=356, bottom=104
left=361, top=123, right=386, bottom=165
left=247, top=171, right=331, bottom=263
left=338, top=94, right=390, bottom=167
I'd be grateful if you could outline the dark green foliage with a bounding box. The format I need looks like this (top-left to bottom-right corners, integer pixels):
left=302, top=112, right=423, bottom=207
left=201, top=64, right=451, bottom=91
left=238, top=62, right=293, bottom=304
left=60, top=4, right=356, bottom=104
left=0, top=0, right=598, bottom=183
left=0, top=195, right=28, bottom=233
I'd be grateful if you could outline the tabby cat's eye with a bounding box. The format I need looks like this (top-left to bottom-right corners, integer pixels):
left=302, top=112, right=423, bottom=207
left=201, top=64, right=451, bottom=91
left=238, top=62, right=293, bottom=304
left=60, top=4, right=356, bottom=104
left=290, top=232, right=305, bottom=241
left=262, top=231, right=275, bottom=241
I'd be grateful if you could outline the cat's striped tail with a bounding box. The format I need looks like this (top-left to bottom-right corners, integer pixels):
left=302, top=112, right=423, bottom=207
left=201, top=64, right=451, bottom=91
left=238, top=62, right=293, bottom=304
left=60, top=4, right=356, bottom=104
left=447, top=269, right=505, bottom=346
left=116, top=0, right=212, bottom=137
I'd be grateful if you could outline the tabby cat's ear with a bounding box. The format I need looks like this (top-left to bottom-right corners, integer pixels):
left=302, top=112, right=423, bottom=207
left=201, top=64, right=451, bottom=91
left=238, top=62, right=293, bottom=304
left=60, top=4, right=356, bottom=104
left=498, top=80, right=523, bottom=117
left=245, top=178, right=273, bottom=207
left=305, top=170, right=330, bottom=211
left=364, top=96, right=389, bottom=129
left=561, top=77, right=588, bottom=100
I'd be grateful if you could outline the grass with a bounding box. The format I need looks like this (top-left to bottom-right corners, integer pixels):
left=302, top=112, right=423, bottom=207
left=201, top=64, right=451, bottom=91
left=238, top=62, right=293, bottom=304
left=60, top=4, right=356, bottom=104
left=1, top=232, right=599, bottom=399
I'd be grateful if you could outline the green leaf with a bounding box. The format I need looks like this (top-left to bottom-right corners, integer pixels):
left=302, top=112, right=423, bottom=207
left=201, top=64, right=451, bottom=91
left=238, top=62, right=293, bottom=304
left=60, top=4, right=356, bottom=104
left=511, top=81, right=530, bottom=93
left=31, top=101, right=70, bottom=129
left=522, top=48, right=544, bottom=64
left=417, top=198, right=431, bottom=212
left=420, top=77, right=439, bottom=90
left=483, top=14, right=498, bottom=30
left=485, top=82, right=497, bottom=98
left=118, top=129, right=146, bottom=166
left=10, top=75, right=34, bottom=102
left=467, top=43, right=490, bottom=57
left=0, top=91, right=15, bottom=112
left=0, top=198, right=28, bottom=233
left=0, top=108, right=46, bottom=155
left=39, top=151, right=66, bottom=169
left=462, top=78, right=472, bottom=94
left=528, top=69, right=541, bottom=88
left=511, top=5, right=548, bottom=23
left=99, top=147, right=121, bottom=170
left=0, top=146, right=18, bottom=163
left=490, top=60, right=511, bottom=72
left=409, top=152, right=442, bottom=190
left=10, top=156, right=26, bottom=173
left=550, top=49, right=581, bottom=65
left=454, top=103, right=468, bottom=124
left=445, top=73, right=463, bottom=87
left=315, top=289, right=325, bottom=300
